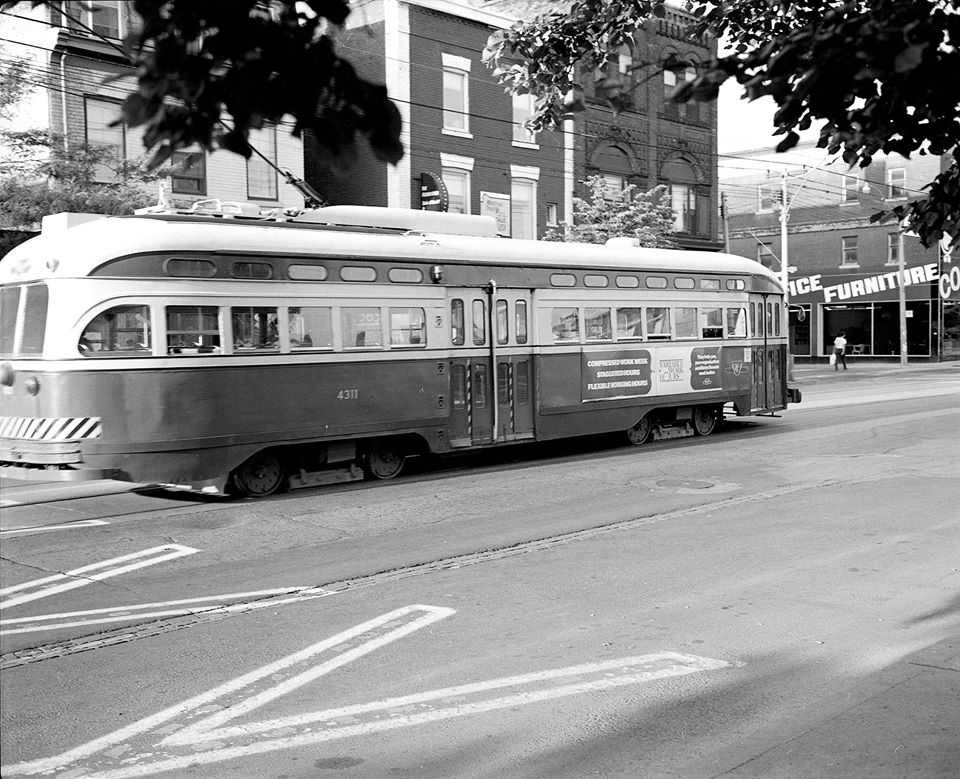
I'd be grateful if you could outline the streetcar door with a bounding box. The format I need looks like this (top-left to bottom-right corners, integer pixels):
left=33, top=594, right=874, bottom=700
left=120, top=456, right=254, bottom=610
left=447, top=293, right=493, bottom=447
left=446, top=290, right=534, bottom=447
left=491, top=292, right=535, bottom=442
left=750, top=294, right=785, bottom=412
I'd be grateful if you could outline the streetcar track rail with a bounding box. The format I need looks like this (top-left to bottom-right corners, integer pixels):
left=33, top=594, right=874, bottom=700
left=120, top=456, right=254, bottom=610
left=1, top=479, right=837, bottom=669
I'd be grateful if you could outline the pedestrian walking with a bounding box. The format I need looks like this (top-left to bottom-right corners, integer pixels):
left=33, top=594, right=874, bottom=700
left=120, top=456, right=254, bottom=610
left=833, top=332, right=848, bottom=370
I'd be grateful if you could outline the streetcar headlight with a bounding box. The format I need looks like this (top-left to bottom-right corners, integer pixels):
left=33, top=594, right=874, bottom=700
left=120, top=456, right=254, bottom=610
left=24, top=376, right=40, bottom=396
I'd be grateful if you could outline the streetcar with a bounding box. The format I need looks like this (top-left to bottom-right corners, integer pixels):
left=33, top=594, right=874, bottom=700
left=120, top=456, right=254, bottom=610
left=0, top=203, right=799, bottom=496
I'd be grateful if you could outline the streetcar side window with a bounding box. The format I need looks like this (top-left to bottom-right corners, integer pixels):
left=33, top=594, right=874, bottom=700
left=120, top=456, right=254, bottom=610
left=451, top=299, right=465, bottom=345
left=167, top=306, right=220, bottom=353
left=701, top=307, right=723, bottom=339
left=515, top=300, right=528, bottom=345
left=289, top=306, right=332, bottom=349
left=389, top=307, right=426, bottom=347
left=774, top=302, right=781, bottom=336
left=766, top=302, right=774, bottom=335
left=0, top=286, right=18, bottom=354
left=551, top=307, right=579, bottom=342
left=584, top=307, right=612, bottom=341
left=232, top=307, right=279, bottom=351
left=726, top=307, right=748, bottom=338
left=20, top=284, right=48, bottom=355
left=675, top=307, right=698, bottom=339
left=81, top=304, right=151, bottom=355
left=616, top=307, right=643, bottom=340
left=496, top=299, right=509, bottom=345
left=342, top=307, right=383, bottom=348
left=472, top=299, right=486, bottom=345
left=646, top=307, right=670, bottom=339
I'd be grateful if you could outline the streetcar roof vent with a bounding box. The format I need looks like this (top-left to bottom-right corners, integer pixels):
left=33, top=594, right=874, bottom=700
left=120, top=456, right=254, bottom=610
left=293, top=206, right=500, bottom=237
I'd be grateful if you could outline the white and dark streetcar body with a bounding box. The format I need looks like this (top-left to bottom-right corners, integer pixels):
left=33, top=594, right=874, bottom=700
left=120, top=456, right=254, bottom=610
left=0, top=207, right=799, bottom=496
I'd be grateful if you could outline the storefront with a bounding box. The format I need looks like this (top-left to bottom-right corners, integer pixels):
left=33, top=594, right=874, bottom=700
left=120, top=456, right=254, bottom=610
left=787, top=261, right=958, bottom=360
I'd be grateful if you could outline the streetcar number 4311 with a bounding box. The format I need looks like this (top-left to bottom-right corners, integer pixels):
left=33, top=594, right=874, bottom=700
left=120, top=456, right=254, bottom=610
left=337, top=388, right=359, bottom=400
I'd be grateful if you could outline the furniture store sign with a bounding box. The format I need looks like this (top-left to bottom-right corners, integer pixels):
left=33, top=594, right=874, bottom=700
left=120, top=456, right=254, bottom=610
left=789, top=262, right=942, bottom=303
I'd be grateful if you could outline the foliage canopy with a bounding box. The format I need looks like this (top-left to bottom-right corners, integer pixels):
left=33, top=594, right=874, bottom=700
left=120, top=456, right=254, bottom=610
left=544, top=177, right=676, bottom=247
left=1, top=0, right=403, bottom=173
left=484, top=0, right=960, bottom=248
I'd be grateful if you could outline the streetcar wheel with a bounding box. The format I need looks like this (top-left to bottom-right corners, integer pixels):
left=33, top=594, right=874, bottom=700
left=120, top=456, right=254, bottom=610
left=363, top=441, right=406, bottom=480
left=626, top=415, right=652, bottom=446
left=692, top=406, right=719, bottom=437
left=229, top=451, right=286, bottom=497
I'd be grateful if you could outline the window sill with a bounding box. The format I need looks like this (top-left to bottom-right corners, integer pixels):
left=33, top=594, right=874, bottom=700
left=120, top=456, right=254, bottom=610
left=512, top=140, right=540, bottom=150
left=442, top=128, right=473, bottom=139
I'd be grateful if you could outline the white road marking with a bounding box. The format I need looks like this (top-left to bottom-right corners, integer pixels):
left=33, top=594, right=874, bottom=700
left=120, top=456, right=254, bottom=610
left=0, top=519, right=109, bottom=536
left=0, top=604, right=732, bottom=779
left=0, top=544, right=199, bottom=610
left=0, top=587, right=321, bottom=635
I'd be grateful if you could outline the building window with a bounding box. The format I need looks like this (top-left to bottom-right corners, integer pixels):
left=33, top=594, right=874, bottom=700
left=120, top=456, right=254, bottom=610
left=85, top=1, right=122, bottom=38
left=670, top=183, right=696, bottom=233
left=85, top=97, right=124, bottom=183
left=441, top=53, right=471, bottom=136
left=512, top=93, right=536, bottom=145
left=887, top=167, right=906, bottom=200
left=842, top=173, right=860, bottom=203
left=546, top=202, right=559, bottom=226
left=663, top=64, right=697, bottom=121
left=171, top=148, right=206, bottom=195
left=757, top=242, right=776, bottom=268
left=887, top=233, right=900, bottom=265
left=841, top=235, right=859, bottom=267
left=511, top=179, right=535, bottom=239
left=246, top=124, right=278, bottom=200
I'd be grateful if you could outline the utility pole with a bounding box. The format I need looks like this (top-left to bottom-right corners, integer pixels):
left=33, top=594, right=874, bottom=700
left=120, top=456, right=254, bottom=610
left=898, top=228, right=909, bottom=365
left=720, top=191, right=730, bottom=253
left=779, top=171, right=793, bottom=379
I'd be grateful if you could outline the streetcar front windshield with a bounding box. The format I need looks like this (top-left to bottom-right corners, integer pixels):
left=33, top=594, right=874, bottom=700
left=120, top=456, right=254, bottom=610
left=0, top=283, right=48, bottom=357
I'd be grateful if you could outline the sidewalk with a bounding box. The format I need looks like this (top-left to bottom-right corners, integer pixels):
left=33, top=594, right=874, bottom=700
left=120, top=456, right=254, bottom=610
left=790, top=358, right=960, bottom=385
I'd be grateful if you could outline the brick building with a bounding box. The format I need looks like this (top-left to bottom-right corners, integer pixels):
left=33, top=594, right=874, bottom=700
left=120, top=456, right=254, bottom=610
left=721, top=143, right=958, bottom=361
left=309, top=0, right=720, bottom=248
left=0, top=2, right=306, bottom=218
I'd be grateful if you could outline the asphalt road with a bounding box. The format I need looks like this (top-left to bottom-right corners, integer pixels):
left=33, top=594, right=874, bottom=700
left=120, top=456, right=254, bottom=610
left=1, top=367, right=958, bottom=778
